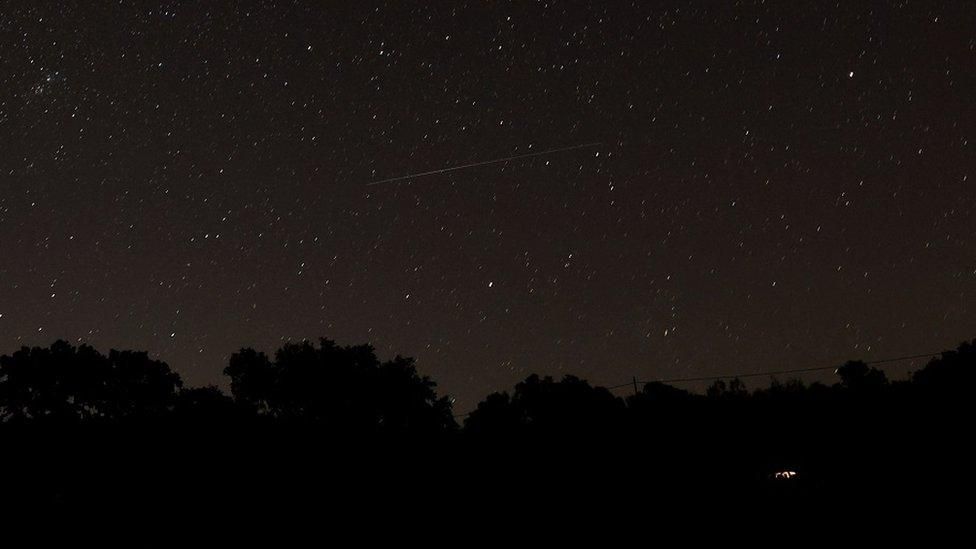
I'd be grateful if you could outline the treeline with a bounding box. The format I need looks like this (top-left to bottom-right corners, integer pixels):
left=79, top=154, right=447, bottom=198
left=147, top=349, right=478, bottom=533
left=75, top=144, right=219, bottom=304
left=0, top=338, right=455, bottom=432
left=0, top=337, right=974, bottom=517
left=2, top=337, right=973, bottom=436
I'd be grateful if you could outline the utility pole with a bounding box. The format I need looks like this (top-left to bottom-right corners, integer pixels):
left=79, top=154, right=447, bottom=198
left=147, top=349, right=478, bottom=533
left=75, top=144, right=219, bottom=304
left=632, top=376, right=640, bottom=396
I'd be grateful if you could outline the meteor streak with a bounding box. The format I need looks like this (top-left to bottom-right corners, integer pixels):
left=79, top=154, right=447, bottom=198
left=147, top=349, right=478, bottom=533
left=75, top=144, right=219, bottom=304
left=365, top=142, right=602, bottom=186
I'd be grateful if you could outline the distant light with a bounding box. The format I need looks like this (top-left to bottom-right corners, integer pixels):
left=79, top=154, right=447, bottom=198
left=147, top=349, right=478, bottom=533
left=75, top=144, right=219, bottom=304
left=773, top=470, right=798, bottom=480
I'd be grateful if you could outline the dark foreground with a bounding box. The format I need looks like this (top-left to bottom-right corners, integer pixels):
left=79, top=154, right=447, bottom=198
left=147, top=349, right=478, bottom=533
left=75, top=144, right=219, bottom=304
left=1, top=339, right=974, bottom=542
left=2, top=408, right=970, bottom=544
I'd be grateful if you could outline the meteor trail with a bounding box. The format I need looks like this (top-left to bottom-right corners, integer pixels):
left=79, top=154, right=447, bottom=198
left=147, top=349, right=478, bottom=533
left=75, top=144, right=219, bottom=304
left=365, top=142, right=602, bottom=186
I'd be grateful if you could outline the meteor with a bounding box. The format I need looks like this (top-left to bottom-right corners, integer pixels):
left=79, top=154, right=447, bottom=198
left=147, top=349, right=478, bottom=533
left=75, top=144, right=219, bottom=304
left=365, top=142, right=602, bottom=186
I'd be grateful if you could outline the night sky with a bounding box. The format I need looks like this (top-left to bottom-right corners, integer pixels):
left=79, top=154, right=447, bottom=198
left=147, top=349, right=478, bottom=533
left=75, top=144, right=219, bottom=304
left=2, top=1, right=974, bottom=410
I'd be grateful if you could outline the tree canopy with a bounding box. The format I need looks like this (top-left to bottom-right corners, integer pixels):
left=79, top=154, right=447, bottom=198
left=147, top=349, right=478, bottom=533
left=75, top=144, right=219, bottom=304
left=0, top=340, right=181, bottom=422
left=224, top=338, right=456, bottom=434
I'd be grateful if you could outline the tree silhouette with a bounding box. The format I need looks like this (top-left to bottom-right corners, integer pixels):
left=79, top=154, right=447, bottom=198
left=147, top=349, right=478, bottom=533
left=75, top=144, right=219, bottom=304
left=0, top=340, right=181, bottom=423
left=836, top=360, right=888, bottom=391
left=628, top=381, right=697, bottom=409
left=223, top=338, right=455, bottom=434
left=912, top=339, right=976, bottom=395
left=173, top=386, right=242, bottom=424
left=464, top=374, right=625, bottom=436
left=223, top=347, right=275, bottom=415
left=705, top=377, right=748, bottom=399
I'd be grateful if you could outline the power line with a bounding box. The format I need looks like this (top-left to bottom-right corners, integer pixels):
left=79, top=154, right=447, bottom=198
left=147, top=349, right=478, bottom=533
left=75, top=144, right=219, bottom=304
left=453, top=350, right=942, bottom=417
left=607, top=351, right=941, bottom=390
